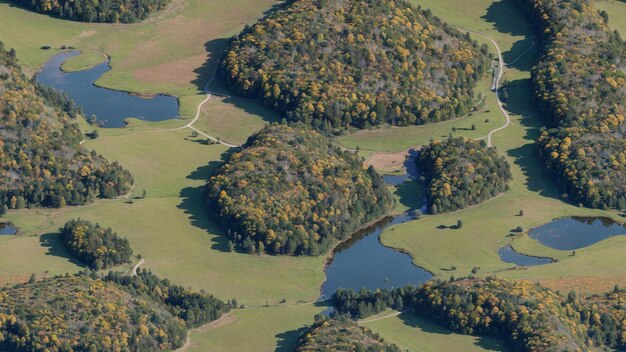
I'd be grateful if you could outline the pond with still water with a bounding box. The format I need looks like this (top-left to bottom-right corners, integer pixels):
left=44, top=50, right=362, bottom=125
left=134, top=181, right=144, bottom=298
left=36, top=51, right=179, bottom=128
left=529, top=216, right=626, bottom=250
left=320, top=152, right=432, bottom=298
left=0, top=223, right=18, bottom=236
left=498, top=244, right=552, bottom=266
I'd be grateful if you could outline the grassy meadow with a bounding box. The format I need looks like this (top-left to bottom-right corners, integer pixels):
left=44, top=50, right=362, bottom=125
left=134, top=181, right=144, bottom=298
left=362, top=311, right=512, bottom=352
left=0, top=0, right=625, bottom=350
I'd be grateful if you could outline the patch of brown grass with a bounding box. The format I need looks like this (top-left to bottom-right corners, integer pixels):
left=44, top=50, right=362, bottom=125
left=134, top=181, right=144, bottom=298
left=538, top=276, right=626, bottom=295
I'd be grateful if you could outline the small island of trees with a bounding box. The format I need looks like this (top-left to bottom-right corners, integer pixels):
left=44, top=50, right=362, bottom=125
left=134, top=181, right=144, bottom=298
left=206, top=123, right=394, bottom=256
left=220, top=0, right=491, bottom=130
left=59, top=219, right=133, bottom=270
left=418, top=137, right=512, bottom=214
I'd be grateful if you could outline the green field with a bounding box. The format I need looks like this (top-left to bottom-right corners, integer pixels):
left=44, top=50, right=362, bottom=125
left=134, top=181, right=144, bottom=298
left=0, top=0, right=279, bottom=121
left=1, top=0, right=625, bottom=350
left=362, top=312, right=511, bottom=352
left=596, top=1, right=626, bottom=34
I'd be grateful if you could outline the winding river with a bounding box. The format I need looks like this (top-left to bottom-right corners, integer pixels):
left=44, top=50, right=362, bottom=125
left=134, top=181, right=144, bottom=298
left=36, top=51, right=179, bottom=128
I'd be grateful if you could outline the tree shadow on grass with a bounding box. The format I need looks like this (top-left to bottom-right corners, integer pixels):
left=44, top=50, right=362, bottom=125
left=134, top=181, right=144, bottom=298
left=501, top=79, right=561, bottom=199
left=275, top=326, right=307, bottom=352
left=395, top=180, right=425, bottom=211
left=177, top=149, right=234, bottom=252
left=39, top=233, right=85, bottom=267
left=398, top=311, right=510, bottom=351
left=482, top=0, right=535, bottom=70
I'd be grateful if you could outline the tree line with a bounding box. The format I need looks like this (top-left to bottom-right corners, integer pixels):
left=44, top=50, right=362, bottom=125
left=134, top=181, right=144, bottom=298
left=516, top=0, right=626, bottom=210
left=11, top=0, right=171, bottom=23
left=417, top=137, right=512, bottom=214
left=220, top=0, right=491, bottom=131
left=0, top=41, right=133, bottom=213
left=206, top=123, right=394, bottom=256
left=332, top=277, right=626, bottom=352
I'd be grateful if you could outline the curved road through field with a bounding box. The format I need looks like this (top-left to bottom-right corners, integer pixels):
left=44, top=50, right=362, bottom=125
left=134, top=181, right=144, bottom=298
left=461, top=28, right=511, bottom=147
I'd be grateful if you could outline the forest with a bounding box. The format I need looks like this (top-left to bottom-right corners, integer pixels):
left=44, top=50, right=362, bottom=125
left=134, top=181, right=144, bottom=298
left=0, top=42, right=133, bottom=211
left=0, top=273, right=228, bottom=351
left=220, top=0, right=491, bottom=130
left=333, top=277, right=626, bottom=352
left=206, top=123, right=394, bottom=256
left=59, top=219, right=133, bottom=270
left=516, top=0, right=626, bottom=209
left=295, top=315, right=402, bottom=352
left=417, top=137, right=512, bottom=214
left=10, top=0, right=171, bottom=23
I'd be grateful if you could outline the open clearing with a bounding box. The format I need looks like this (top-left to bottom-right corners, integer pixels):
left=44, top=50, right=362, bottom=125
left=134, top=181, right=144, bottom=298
left=363, top=311, right=511, bottom=352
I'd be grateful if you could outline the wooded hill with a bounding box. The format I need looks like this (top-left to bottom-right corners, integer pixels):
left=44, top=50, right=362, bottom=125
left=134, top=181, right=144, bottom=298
left=516, top=0, right=626, bottom=209
left=10, top=0, right=171, bottom=23
left=220, top=0, right=491, bottom=130
left=417, top=137, right=512, bottom=214
left=0, top=42, right=133, bottom=210
left=0, top=272, right=228, bottom=351
left=333, top=277, right=626, bottom=352
left=295, top=316, right=402, bottom=352
left=206, top=124, right=394, bottom=256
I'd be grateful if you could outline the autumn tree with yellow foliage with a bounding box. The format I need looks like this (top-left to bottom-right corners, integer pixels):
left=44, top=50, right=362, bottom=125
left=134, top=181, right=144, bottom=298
left=0, top=42, right=133, bottom=210
left=418, top=137, right=511, bottom=214
left=220, top=0, right=491, bottom=130
left=206, top=123, right=393, bottom=256
left=516, top=0, right=626, bottom=209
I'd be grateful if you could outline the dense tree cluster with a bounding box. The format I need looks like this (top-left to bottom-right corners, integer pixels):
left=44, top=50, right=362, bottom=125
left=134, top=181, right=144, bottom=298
left=333, top=278, right=601, bottom=352
left=104, top=269, right=229, bottom=328
left=11, top=0, right=171, bottom=23
left=418, top=137, right=512, bottom=214
left=0, top=42, right=133, bottom=211
left=0, top=272, right=228, bottom=351
left=207, top=124, right=393, bottom=256
left=59, top=219, right=133, bottom=270
left=0, top=275, right=185, bottom=351
left=516, top=0, right=626, bottom=209
left=569, top=287, right=626, bottom=349
left=295, top=315, right=402, bottom=352
left=220, top=0, right=491, bottom=130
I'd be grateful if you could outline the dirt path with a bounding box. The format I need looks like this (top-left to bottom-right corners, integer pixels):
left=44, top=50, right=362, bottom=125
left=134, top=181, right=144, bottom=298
left=170, top=66, right=240, bottom=148
left=358, top=309, right=412, bottom=324
left=175, top=313, right=237, bottom=352
left=132, top=258, right=145, bottom=276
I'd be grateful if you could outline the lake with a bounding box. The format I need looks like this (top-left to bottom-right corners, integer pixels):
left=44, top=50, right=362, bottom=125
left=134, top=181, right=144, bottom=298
left=320, top=151, right=431, bottom=298
left=36, top=51, right=179, bottom=128
left=528, top=216, right=626, bottom=250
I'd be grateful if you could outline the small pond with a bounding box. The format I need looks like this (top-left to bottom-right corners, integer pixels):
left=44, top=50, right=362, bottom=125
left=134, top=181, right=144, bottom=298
left=36, top=51, right=179, bottom=128
left=0, top=223, right=18, bottom=235
left=320, top=151, right=431, bottom=298
left=498, top=244, right=552, bottom=266
left=528, top=216, right=626, bottom=250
